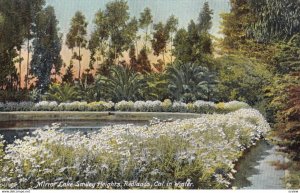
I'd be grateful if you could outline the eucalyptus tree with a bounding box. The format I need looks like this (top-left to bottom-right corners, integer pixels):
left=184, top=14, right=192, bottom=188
left=105, top=0, right=138, bottom=63
left=124, top=16, right=139, bottom=54
left=198, top=2, right=213, bottom=33
left=173, top=21, right=212, bottom=64
left=173, top=2, right=213, bottom=65
left=89, top=0, right=138, bottom=68
left=18, top=0, right=45, bottom=89
left=89, top=9, right=109, bottom=70
left=166, top=15, right=178, bottom=64
left=139, top=7, right=153, bottom=49
left=30, top=6, right=62, bottom=93
left=0, top=5, right=23, bottom=89
left=151, top=22, right=169, bottom=64
left=220, top=0, right=252, bottom=51
left=66, top=11, right=88, bottom=80
left=173, top=29, right=190, bottom=63
left=0, top=0, right=33, bottom=90
left=219, top=0, right=278, bottom=64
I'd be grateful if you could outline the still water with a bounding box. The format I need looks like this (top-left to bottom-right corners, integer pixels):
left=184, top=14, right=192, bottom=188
left=0, top=120, right=148, bottom=144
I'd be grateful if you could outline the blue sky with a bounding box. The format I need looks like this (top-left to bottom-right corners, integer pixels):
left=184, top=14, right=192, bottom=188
left=46, top=0, right=230, bottom=38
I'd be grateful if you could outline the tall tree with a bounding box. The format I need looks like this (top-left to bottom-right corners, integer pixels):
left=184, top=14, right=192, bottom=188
left=173, top=20, right=212, bottom=65
left=173, top=28, right=189, bottom=63
left=139, top=7, right=153, bottom=49
left=249, top=0, right=300, bottom=43
left=66, top=11, right=88, bottom=80
left=0, top=0, right=30, bottom=90
left=137, top=47, right=151, bottom=73
left=90, top=1, right=138, bottom=67
left=30, top=6, right=62, bottom=93
left=220, top=0, right=252, bottom=51
left=151, top=22, right=169, bottom=64
left=89, top=9, right=109, bottom=70
left=198, top=2, right=213, bottom=33
left=105, top=0, right=130, bottom=62
left=124, top=16, right=139, bottom=55
left=166, top=15, right=178, bottom=64
left=173, top=3, right=213, bottom=65
left=18, top=0, right=46, bottom=89
left=220, top=0, right=277, bottom=63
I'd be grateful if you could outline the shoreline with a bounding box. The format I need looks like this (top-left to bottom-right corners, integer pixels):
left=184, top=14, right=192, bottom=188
left=0, top=111, right=202, bottom=122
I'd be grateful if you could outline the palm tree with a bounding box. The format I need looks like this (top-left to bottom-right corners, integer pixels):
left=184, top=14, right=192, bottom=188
left=46, top=83, right=78, bottom=102
left=100, top=66, right=146, bottom=102
left=166, top=62, right=217, bottom=102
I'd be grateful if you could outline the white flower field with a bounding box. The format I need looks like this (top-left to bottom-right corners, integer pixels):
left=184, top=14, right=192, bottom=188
left=0, top=108, right=270, bottom=189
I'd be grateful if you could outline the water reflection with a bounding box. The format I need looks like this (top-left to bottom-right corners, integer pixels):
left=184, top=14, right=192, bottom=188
left=0, top=120, right=148, bottom=144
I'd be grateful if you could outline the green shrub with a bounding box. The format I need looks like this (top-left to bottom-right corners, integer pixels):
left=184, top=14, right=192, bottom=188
left=46, top=83, right=79, bottom=103
left=161, top=99, right=172, bottom=112
left=115, top=101, right=134, bottom=111
left=187, top=100, right=217, bottom=114
left=87, top=101, right=114, bottom=111
left=216, top=101, right=249, bottom=113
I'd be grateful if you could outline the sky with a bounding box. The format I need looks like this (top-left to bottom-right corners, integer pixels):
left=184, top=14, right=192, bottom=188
left=46, top=0, right=231, bottom=38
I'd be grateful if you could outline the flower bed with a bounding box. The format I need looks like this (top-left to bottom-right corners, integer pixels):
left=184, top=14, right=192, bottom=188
left=0, top=100, right=249, bottom=114
left=0, top=108, right=270, bottom=189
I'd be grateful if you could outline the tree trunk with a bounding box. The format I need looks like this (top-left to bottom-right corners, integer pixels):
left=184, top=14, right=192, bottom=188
left=170, top=36, right=173, bottom=65
left=78, top=46, right=81, bottom=81
left=145, top=27, right=148, bottom=48
left=162, top=51, right=165, bottom=65
left=18, top=49, right=22, bottom=89
left=135, top=40, right=139, bottom=57
left=26, top=39, right=30, bottom=89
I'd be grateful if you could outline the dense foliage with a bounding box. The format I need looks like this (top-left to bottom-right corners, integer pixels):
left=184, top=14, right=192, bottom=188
left=249, top=0, right=300, bottom=43
left=221, top=0, right=300, bottom=186
left=275, top=76, right=300, bottom=161
left=216, top=55, right=271, bottom=105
